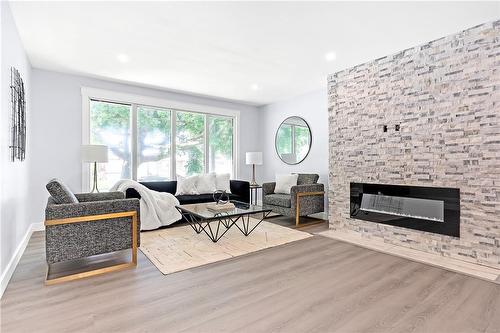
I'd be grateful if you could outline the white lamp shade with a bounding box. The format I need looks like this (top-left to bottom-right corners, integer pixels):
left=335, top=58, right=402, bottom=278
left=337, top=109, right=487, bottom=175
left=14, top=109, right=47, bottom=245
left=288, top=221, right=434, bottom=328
left=246, top=152, right=263, bottom=165
left=81, top=145, right=108, bottom=163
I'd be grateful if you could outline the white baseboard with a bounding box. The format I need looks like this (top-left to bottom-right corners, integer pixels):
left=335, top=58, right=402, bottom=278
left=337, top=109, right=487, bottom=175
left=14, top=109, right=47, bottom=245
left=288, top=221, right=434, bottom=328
left=31, top=222, right=45, bottom=232
left=0, top=222, right=43, bottom=299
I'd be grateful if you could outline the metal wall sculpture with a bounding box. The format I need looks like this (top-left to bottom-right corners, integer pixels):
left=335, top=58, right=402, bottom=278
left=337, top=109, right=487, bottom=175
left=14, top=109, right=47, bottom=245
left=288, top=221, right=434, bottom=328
left=10, top=67, right=26, bottom=162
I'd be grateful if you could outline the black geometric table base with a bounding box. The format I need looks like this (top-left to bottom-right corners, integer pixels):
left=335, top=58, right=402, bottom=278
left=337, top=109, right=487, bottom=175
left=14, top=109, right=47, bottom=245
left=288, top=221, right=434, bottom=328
left=176, top=207, right=272, bottom=243
left=233, top=211, right=272, bottom=236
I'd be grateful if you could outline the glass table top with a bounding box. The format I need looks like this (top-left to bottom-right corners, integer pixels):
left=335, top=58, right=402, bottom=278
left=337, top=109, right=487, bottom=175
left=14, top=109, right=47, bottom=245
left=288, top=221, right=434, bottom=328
left=176, top=200, right=271, bottom=220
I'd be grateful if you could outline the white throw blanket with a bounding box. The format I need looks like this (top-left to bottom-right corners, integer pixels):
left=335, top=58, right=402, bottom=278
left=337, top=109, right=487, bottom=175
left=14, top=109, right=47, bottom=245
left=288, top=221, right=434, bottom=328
left=110, top=180, right=181, bottom=231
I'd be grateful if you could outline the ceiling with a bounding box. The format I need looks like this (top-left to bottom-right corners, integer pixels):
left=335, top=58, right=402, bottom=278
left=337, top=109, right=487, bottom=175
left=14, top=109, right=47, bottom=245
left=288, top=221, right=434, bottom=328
left=9, top=1, right=500, bottom=106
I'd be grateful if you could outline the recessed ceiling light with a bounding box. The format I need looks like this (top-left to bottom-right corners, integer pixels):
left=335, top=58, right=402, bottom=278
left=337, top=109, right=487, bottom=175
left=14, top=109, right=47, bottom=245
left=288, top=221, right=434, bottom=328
left=250, top=84, right=261, bottom=91
left=325, top=51, right=337, bottom=62
left=117, top=53, right=130, bottom=63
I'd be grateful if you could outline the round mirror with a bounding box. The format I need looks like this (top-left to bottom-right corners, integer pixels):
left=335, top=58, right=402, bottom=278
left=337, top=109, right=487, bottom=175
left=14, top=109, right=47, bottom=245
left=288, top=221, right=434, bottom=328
left=275, top=116, right=312, bottom=165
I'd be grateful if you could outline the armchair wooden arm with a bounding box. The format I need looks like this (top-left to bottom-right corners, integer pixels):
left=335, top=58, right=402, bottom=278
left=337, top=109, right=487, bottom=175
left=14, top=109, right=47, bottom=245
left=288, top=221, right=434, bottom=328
left=295, top=191, right=325, bottom=226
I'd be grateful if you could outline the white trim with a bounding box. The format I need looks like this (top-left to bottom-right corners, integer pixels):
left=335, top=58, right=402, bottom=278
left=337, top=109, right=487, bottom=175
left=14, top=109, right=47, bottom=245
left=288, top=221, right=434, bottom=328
left=81, top=87, right=240, bottom=118
left=81, top=94, right=91, bottom=192
left=81, top=87, right=241, bottom=188
left=204, top=114, right=209, bottom=173
left=131, top=104, right=138, bottom=180
left=0, top=222, right=43, bottom=299
left=171, top=110, right=177, bottom=180
left=233, top=115, right=239, bottom=178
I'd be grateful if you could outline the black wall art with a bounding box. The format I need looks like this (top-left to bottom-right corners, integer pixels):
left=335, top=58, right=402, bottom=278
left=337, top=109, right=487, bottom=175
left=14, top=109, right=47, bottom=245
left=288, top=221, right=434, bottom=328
left=10, top=67, right=26, bottom=162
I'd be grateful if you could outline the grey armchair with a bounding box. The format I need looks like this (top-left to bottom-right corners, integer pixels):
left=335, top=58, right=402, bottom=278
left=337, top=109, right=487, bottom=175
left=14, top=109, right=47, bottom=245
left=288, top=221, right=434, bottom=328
left=45, top=190, right=140, bottom=285
left=262, top=174, right=325, bottom=226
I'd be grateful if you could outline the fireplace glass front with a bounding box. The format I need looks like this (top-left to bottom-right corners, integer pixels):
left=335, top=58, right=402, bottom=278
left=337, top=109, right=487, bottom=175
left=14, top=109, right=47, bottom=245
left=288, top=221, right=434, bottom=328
left=350, top=183, right=460, bottom=237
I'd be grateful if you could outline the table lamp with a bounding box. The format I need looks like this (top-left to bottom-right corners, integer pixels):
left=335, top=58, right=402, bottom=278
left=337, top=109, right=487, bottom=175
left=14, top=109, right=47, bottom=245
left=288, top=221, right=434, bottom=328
left=246, top=152, right=263, bottom=186
left=81, top=145, right=108, bottom=192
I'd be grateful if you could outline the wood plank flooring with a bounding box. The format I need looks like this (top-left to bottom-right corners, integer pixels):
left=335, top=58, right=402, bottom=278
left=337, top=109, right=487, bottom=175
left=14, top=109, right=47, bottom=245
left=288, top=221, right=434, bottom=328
left=2, top=218, right=500, bottom=333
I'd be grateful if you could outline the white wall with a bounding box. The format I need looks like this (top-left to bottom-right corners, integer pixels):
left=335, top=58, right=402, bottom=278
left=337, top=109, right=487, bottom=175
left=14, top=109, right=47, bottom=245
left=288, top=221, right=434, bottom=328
left=0, top=1, right=32, bottom=282
left=258, top=89, right=328, bottom=209
left=29, top=69, right=261, bottom=227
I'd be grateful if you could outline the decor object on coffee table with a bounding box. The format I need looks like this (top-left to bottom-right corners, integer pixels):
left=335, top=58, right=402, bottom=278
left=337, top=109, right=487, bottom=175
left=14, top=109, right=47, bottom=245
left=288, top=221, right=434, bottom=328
left=44, top=179, right=140, bottom=285
left=10, top=67, right=26, bottom=162
left=212, top=189, right=230, bottom=204
left=262, top=173, right=324, bottom=227
left=81, top=144, right=108, bottom=193
left=206, top=201, right=235, bottom=212
left=246, top=152, right=263, bottom=186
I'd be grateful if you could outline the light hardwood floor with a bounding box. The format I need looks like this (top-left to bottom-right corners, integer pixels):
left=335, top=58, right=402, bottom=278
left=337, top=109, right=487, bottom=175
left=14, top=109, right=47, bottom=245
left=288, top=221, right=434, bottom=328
left=2, top=218, right=500, bottom=333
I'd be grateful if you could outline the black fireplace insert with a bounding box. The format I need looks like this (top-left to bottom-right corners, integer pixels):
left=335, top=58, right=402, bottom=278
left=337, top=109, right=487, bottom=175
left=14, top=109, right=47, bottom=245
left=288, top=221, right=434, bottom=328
left=350, top=183, right=460, bottom=237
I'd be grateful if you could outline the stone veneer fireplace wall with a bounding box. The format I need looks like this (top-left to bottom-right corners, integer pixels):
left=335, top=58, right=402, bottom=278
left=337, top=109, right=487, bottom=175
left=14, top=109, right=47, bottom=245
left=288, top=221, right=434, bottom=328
left=327, top=20, right=500, bottom=269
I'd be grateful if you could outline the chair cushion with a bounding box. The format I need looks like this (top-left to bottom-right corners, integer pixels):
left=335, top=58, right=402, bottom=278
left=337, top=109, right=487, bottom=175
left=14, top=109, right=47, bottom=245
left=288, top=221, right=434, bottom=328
left=263, top=194, right=291, bottom=208
left=297, top=174, right=319, bottom=185
left=275, top=174, right=298, bottom=194
left=46, top=179, right=78, bottom=204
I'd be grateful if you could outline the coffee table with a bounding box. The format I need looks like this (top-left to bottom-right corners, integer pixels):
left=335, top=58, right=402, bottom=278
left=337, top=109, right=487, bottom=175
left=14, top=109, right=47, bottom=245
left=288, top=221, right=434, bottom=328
left=175, top=201, right=272, bottom=242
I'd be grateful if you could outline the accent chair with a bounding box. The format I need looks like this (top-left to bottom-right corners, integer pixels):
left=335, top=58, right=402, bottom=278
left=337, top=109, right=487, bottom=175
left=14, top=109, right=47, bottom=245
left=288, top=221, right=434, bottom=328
left=262, top=173, right=325, bottom=226
left=44, top=179, right=140, bottom=285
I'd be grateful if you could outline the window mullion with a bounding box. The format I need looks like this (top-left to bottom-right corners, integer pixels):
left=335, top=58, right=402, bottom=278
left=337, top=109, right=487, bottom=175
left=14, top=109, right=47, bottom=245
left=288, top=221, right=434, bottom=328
left=131, top=104, right=138, bottom=181
left=232, top=117, right=237, bottom=179
left=204, top=114, right=209, bottom=174
left=171, top=109, right=177, bottom=180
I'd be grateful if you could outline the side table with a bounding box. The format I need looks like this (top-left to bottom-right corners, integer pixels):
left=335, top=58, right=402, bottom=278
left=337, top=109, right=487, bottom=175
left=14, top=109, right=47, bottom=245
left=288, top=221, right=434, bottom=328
left=249, top=185, right=262, bottom=205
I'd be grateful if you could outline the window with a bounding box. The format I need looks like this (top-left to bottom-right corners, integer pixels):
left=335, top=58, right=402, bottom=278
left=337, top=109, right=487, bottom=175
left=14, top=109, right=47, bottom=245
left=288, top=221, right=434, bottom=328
left=137, top=106, right=171, bottom=181
left=208, top=115, right=233, bottom=174
left=175, top=111, right=205, bottom=177
left=276, top=124, right=292, bottom=155
left=294, top=125, right=310, bottom=158
left=89, top=100, right=132, bottom=190
left=85, top=93, right=237, bottom=191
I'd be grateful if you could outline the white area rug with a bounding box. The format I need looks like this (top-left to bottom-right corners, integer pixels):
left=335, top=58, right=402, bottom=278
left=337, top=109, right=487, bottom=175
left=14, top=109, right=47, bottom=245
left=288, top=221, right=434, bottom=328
left=140, top=220, right=312, bottom=275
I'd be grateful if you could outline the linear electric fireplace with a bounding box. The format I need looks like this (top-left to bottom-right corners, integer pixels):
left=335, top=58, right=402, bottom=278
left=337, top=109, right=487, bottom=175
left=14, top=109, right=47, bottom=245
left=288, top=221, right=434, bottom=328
left=350, top=183, right=460, bottom=237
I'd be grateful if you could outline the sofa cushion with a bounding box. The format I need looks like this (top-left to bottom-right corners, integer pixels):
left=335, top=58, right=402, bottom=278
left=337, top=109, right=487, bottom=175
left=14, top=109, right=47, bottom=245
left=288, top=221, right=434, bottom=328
left=127, top=180, right=250, bottom=205
left=46, top=179, right=79, bottom=204
left=176, top=175, right=200, bottom=195
left=228, top=193, right=245, bottom=203
left=139, top=181, right=177, bottom=195
left=177, top=194, right=214, bottom=205
left=263, top=193, right=291, bottom=208
left=197, top=173, right=217, bottom=194
left=177, top=193, right=245, bottom=205
left=215, top=173, right=231, bottom=193
left=296, top=174, right=319, bottom=185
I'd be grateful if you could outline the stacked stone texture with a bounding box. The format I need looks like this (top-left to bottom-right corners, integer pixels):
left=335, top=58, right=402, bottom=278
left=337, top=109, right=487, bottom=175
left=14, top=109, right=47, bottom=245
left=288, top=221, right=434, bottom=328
left=328, top=20, right=500, bottom=268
